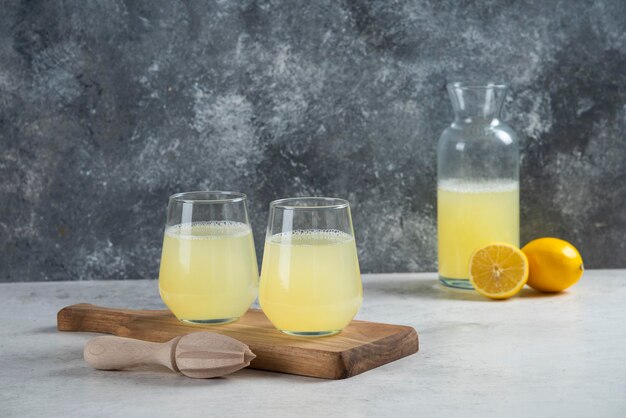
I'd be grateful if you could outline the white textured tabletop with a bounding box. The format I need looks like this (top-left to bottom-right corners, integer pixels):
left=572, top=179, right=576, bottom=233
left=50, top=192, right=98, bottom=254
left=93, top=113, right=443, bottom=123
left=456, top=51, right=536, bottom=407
left=1, top=271, right=625, bottom=417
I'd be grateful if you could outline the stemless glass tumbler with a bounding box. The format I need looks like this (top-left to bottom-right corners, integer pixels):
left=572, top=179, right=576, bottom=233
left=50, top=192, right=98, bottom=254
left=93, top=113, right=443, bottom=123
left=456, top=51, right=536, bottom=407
left=158, top=191, right=259, bottom=324
left=259, top=197, right=363, bottom=337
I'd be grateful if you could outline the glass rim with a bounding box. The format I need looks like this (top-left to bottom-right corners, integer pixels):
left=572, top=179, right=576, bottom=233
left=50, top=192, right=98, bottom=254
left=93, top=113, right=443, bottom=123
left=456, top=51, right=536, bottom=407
left=168, top=190, right=247, bottom=204
left=270, top=196, right=350, bottom=210
left=447, top=81, right=508, bottom=90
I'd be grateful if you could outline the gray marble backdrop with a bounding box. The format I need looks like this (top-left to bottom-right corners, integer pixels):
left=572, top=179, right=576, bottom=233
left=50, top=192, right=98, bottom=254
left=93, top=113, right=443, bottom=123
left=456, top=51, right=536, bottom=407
left=1, top=0, right=625, bottom=281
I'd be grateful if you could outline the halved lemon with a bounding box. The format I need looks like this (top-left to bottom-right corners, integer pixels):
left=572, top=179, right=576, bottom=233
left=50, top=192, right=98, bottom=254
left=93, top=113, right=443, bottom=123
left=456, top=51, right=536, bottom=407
left=469, top=243, right=529, bottom=300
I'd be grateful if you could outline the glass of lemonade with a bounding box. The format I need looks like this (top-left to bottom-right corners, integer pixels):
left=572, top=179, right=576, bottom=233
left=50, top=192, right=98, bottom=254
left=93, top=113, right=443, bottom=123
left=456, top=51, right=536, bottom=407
left=259, top=197, right=362, bottom=337
left=158, top=191, right=258, bottom=324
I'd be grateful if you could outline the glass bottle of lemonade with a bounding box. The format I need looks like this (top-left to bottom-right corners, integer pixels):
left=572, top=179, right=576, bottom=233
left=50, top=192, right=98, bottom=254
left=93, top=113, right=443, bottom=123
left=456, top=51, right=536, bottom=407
left=437, top=82, right=520, bottom=289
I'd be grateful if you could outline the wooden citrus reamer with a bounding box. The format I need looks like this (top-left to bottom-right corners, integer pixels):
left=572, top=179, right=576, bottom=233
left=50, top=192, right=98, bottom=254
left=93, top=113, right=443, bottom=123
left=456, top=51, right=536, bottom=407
left=84, top=332, right=255, bottom=378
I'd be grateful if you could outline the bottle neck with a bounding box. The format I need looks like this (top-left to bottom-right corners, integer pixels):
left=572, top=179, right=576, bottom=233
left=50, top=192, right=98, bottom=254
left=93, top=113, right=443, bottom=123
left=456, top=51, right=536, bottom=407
left=447, top=83, right=507, bottom=124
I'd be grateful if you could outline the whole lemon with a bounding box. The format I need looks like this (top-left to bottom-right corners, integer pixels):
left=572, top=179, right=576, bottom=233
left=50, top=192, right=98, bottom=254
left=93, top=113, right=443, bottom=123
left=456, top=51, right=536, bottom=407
left=521, top=237, right=584, bottom=292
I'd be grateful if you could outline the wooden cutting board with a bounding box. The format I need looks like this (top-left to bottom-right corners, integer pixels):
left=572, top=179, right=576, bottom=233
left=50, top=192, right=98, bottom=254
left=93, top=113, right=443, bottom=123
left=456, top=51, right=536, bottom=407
left=58, top=304, right=418, bottom=379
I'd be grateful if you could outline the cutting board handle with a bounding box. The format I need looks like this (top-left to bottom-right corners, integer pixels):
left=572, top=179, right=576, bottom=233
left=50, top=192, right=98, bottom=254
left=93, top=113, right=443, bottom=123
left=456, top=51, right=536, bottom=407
left=58, top=303, right=172, bottom=335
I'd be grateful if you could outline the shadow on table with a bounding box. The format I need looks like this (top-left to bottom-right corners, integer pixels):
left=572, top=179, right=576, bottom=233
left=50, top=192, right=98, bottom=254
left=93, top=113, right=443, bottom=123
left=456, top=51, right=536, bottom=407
left=49, top=357, right=323, bottom=386
left=366, top=278, right=568, bottom=301
left=366, top=279, right=484, bottom=302
left=517, top=287, right=569, bottom=299
left=29, top=326, right=59, bottom=334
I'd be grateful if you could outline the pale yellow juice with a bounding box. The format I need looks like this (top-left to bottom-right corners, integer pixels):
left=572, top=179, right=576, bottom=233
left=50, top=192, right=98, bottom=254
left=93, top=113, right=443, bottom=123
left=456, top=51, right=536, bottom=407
left=259, top=230, right=362, bottom=333
left=159, top=221, right=258, bottom=322
left=438, top=179, right=519, bottom=281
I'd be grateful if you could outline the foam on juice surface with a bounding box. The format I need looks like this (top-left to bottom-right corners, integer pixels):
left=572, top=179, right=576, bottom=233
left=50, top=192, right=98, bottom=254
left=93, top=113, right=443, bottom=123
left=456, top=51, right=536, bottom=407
left=438, top=178, right=519, bottom=194
left=269, top=229, right=354, bottom=246
left=165, top=221, right=251, bottom=239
